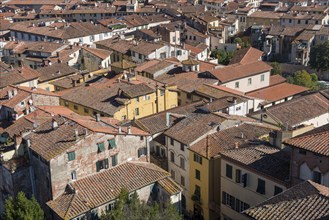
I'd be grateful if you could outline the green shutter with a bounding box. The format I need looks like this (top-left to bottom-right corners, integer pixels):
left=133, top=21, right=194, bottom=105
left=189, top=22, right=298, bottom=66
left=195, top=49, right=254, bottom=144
left=96, top=161, right=100, bottom=172
left=108, top=139, right=116, bottom=149
left=112, top=154, right=118, bottom=166
left=68, top=152, right=75, bottom=161
left=97, top=142, right=105, bottom=153
left=104, top=158, right=109, bottom=169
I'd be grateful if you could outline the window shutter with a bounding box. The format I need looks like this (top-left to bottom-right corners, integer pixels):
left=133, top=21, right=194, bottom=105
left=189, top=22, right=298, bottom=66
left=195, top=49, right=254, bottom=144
left=96, top=161, right=100, bottom=172
left=236, top=169, right=241, bottom=183
left=108, top=139, right=116, bottom=149
left=222, top=191, right=227, bottom=204
left=104, top=158, right=109, bottom=169
left=98, top=142, right=105, bottom=153
left=242, top=173, right=248, bottom=187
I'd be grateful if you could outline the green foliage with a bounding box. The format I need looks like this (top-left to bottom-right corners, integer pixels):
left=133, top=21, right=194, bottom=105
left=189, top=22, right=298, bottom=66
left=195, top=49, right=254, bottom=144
left=100, top=189, right=181, bottom=220
left=2, top=192, right=44, bottom=220
left=288, top=70, right=320, bottom=90
left=270, top=62, right=282, bottom=75
left=210, top=50, right=235, bottom=65
left=233, top=37, right=251, bottom=49
left=309, top=41, right=329, bottom=72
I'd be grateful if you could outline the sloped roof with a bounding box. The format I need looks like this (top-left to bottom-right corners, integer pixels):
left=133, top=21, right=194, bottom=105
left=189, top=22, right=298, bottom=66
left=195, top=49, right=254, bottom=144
left=284, top=124, right=329, bottom=156
left=220, top=145, right=290, bottom=182
left=47, top=162, right=171, bottom=219
left=209, top=61, right=272, bottom=83
left=243, top=180, right=329, bottom=220
left=260, top=92, right=329, bottom=129
left=229, top=47, right=264, bottom=65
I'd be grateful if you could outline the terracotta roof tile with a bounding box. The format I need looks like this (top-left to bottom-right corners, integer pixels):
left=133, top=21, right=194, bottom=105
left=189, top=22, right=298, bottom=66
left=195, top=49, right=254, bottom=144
left=229, top=47, right=264, bottom=65
left=243, top=180, right=329, bottom=220
left=36, top=63, right=78, bottom=83
left=190, top=123, right=275, bottom=158
left=284, top=124, right=329, bottom=156
left=259, top=92, right=329, bottom=129
left=246, top=83, right=308, bottom=102
left=220, top=145, right=290, bottom=182
left=47, top=162, right=171, bottom=219
left=164, top=113, right=227, bottom=145
left=209, top=61, right=272, bottom=83
left=83, top=47, right=112, bottom=60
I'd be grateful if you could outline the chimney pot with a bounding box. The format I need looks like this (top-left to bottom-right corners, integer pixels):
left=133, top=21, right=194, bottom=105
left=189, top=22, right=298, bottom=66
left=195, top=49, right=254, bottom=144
left=128, top=125, right=131, bottom=134
left=96, top=114, right=101, bottom=122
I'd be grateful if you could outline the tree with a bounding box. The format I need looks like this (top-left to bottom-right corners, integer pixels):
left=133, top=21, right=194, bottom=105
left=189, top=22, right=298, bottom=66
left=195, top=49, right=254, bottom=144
left=100, top=189, right=182, bottom=220
left=270, top=62, right=282, bottom=75
left=288, top=70, right=319, bottom=90
left=2, top=192, right=44, bottom=220
left=309, top=41, right=329, bottom=72
left=233, top=37, right=251, bottom=49
left=211, top=50, right=235, bottom=65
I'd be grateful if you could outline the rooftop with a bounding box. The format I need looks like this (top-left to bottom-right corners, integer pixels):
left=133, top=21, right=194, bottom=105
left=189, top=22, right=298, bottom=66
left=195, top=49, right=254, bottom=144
left=243, top=180, right=329, bottom=220
left=284, top=124, right=329, bottom=156
left=47, top=162, right=172, bottom=219
left=220, top=144, right=290, bottom=182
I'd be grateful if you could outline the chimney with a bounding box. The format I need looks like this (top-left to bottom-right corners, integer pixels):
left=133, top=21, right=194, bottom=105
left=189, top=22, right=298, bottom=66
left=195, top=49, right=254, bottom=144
left=166, top=112, right=171, bottom=128
left=128, top=125, right=131, bottom=134
left=75, top=129, right=79, bottom=141
left=26, top=139, right=31, bottom=147
left=96, top=113, right=101, bottom=122
left=52, top=119, right=58, bottom=129
left=209, top=97, right=213, bottom=103
left=118, top=126, right=122, bottom=133
left=7, top=90, right=13, bottom=99
left=71, top=79, right=77, bottom=87
left=241, top=132, right=244, bottom=139
left=12, top=89, right=18, bottom=97
left=84, top=128, right=88, bottom=136
left=235, top=142, right=239, bottom=149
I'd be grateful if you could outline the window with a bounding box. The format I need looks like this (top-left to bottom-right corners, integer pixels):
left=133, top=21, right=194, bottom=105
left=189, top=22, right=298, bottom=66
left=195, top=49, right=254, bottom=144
left=194, top=154, right=202, bottom=164
left=170, top=151, right=175, bottom=163
left=108, top=139, right=116, bottom=149
left=64, top=101, right=69, bottom=107
left=71, top=171, right=77, bottom=180
left=67, top=151, right=76, bottom=161
left=171, top=170, right=175, bottom=179
left=195, top=169, right=200, bottom=180
left=274, top=186, right=283, bottom=195
left=170, top=138, right=174, bottom=145
left=313, top=171, right=322, bottom=184
left=187, top=93, right=192, bottom=100
left=260, top=74, right=265, bottom=82
left=160, top=90, right=165, bottom=96
left=181, top=176, right=185, bottom=186
left=180, top=157, right=185, bottom=169
left=222, top=191, right=250, bottom=212
left=74, top=105, right=78, bottom=110
left=235, top=82, right=239, bottom=88
left=138, top=147, right=147, bottom=158
left=105, top=202, right=115, bottom=212
left=256, top=178, right=266, bottom=194
left=112, top=154, right=118, bottom=167
left=180, top=143, right=185, bottom=151
left=121, top=115, right=126, bottom=120
left=242, top=173, right=248, bottom=187
left=135, top=108, right=139, bottom=116
left=84, top=108, right=89, bottom=113
left=97, top=142, right=105, bottom=153
left=136, top=97, right=140, bottom=102
left=226, top=164, right=233, bottom=179
left=248, top=78, right=252, bottom=85
left=96, top=158, right=109, bottom=172
left=194, top=185, right=201, bottom=198
left=235, top=169, right=241, bottom=183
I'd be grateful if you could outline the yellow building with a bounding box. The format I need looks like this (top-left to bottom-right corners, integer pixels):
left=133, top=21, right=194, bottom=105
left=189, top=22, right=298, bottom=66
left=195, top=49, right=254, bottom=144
left=59, top=76, right=178, bottom=121
left=188, top=123, right=275, bottom=220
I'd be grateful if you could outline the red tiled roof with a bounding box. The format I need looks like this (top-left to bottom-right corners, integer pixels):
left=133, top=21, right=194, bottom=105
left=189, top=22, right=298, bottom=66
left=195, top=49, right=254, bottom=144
left=47, top=162, right=171, bottom=219
left=229, top=47, right=264, bottom=65
left=243, top=180, right=329, bottom=220
left=209, top=61, right=272, bottom=83
left=246, top=83, right=308, bottom=102
left=284, top=124, right=329, bottom=156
